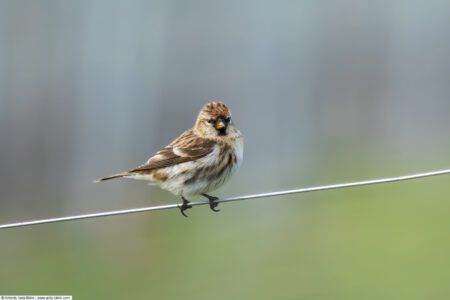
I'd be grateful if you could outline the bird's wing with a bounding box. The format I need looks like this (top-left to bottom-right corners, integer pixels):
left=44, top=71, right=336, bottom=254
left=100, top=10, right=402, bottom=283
left=129, top=130, right=215, bottom=173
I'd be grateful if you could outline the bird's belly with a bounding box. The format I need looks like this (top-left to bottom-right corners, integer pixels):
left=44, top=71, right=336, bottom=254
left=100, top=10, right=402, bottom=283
left=148, top=139, right=243, bottom=197
left=157, top=155, right=235, bottom=196
left=158, top=164, right=233, bottom=196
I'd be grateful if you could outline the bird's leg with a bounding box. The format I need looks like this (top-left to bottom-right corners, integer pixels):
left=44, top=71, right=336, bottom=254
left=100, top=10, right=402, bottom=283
left=201, top=193, right=220, bottom=212
left=179, top=196, right=192, bottom=217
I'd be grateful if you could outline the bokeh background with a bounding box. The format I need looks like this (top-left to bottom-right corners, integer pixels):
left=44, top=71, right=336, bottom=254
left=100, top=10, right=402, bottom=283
left=1, top=0, right=450, bottom=299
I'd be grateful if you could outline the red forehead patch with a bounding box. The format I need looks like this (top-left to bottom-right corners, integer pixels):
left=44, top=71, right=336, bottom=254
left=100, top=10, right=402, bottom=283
left=202, top=102, right=230, bottom=117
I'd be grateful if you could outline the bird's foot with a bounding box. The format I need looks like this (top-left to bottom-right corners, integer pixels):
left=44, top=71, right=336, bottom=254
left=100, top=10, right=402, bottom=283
left=201, top=193, right=220, bottom=212
left=179, top=196, right=192, bottom=217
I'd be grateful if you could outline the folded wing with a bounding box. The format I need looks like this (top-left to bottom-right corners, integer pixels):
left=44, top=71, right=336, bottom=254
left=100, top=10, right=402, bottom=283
left=130, top=129, right=215, bottom=173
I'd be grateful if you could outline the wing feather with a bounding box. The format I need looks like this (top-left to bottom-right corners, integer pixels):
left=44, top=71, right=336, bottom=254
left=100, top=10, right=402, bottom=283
left=129, top=129, right=215, bottom=173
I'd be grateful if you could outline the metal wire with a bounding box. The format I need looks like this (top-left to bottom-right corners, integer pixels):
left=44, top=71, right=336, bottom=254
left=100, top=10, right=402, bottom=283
left=1, top=168, right=449, bottom=230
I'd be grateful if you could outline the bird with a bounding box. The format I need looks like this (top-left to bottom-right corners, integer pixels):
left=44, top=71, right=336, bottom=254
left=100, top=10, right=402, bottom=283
left=94, top=101, right=244, bottom=217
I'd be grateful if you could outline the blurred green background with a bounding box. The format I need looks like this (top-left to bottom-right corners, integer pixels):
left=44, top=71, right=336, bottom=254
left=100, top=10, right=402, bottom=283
left=1, top=0, right=450, bottom=299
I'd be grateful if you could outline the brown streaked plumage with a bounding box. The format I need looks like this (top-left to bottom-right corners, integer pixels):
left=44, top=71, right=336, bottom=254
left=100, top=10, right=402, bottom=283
left=202, top=102, right=230, bottom=117
left=130, top=129, right=216, bottom=173
left=94, top=101, right=244, bottom=217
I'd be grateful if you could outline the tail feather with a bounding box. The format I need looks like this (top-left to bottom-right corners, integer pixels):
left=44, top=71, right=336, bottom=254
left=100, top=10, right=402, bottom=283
left=93, top=172, right=129, bottom=183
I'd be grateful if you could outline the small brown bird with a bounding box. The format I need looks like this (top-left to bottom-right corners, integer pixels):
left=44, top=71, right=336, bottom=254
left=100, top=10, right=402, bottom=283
left=94, top=102, right=244, bottom=216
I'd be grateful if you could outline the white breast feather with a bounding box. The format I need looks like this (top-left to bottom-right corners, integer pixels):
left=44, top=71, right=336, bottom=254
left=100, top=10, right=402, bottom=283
left=128, top=137, right=244, bottom=197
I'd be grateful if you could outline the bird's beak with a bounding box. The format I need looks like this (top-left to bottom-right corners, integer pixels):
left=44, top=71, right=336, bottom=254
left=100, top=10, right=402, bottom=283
left=216, top=121, right=225, bottom=130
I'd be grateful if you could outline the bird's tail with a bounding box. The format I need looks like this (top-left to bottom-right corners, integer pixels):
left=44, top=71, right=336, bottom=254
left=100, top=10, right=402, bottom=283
left=93, top=172, right=129, bottom=183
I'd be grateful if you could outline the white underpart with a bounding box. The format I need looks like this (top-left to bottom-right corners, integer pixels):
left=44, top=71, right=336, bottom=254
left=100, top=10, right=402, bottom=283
left=127, top=136, right=244, bottom=197
left=231, top=137, right=244, bottom=174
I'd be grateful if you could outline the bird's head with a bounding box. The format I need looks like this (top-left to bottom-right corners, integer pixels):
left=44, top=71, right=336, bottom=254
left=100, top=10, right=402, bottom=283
left=194, top=102, right=239, bottom=139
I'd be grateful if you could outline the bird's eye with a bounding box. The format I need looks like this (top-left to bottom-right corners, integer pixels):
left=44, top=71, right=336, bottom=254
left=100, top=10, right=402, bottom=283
left=207, top=119, right=213, bottom=124
left=225, top=117, right=231, bottom=122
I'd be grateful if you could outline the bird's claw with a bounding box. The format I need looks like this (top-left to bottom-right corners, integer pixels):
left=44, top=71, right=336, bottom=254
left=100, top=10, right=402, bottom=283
left=202, top=193, right=220, bottom=213
left=179, top=197, right=192, bottom=217
left=179, top=204, right=192, bottom=217
left=209, top=202, right=220, bottom=212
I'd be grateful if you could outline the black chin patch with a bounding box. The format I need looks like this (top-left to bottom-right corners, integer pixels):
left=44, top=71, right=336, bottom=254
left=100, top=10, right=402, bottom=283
left=217, top=127, right=227, bottom=136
